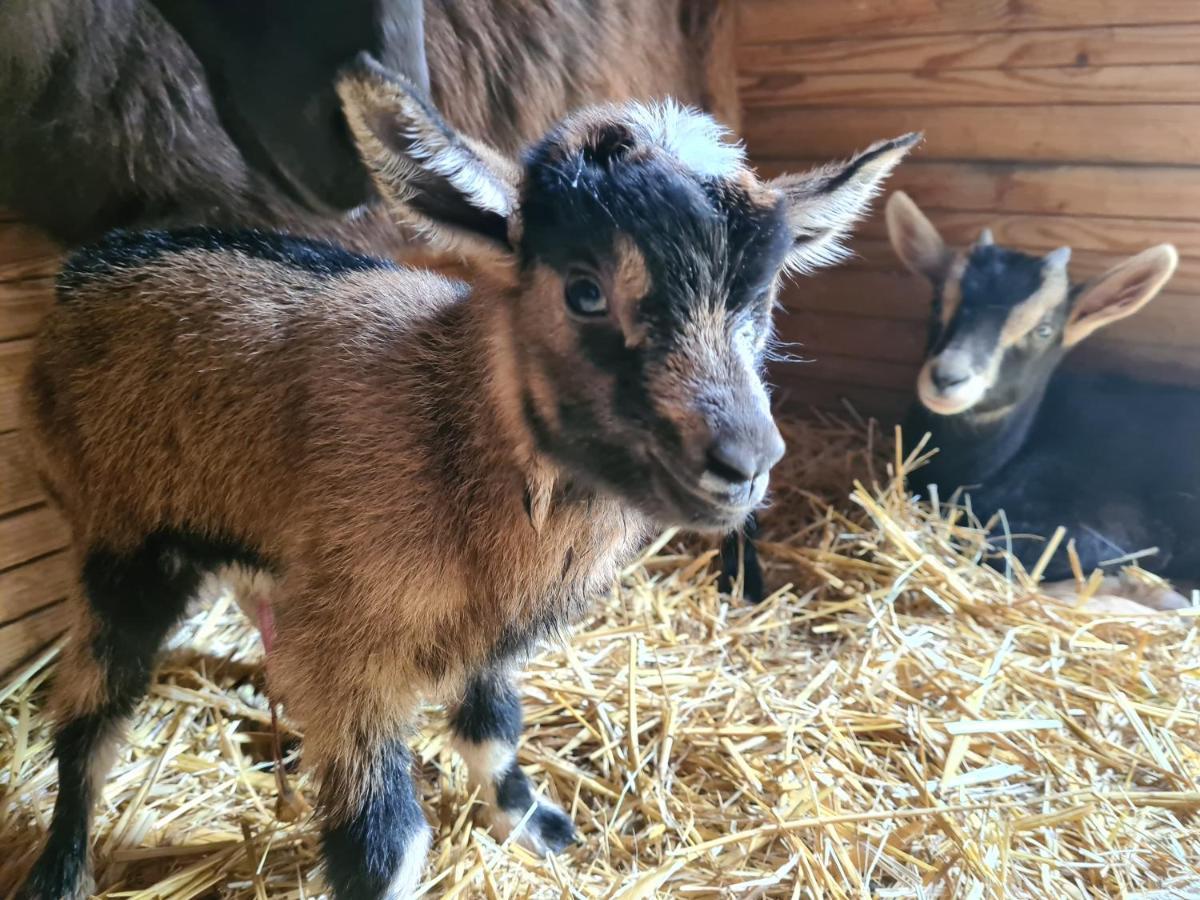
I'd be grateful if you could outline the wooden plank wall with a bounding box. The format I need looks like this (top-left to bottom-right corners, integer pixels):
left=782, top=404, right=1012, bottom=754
left=0, top=216, right=72, bottom=672
left=738, top=0, right=1200, bottom=419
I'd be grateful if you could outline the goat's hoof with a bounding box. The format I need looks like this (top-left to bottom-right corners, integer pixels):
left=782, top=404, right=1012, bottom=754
left=498, top=800, right=578, bottom=855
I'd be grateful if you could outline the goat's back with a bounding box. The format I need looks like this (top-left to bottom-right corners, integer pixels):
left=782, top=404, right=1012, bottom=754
left=23, top=227, right=465, bottom=554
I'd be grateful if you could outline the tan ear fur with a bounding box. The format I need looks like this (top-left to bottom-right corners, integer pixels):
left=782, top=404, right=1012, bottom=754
left=1063, top=244, right=1178, bottom=347
left=885, top=191, right=950, bottom=280
left=769, top=132, right=921, bottom=274
left=336, top=53, right=520, bottom=258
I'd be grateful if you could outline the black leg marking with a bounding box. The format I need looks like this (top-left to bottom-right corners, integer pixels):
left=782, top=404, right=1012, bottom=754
left=451, top=670, right=576, bottom=855
left=17, top=529, right=271, bottom=900
left=321, top=739, right=431, bottom=899
left=718, top=513, right=765, bottom=604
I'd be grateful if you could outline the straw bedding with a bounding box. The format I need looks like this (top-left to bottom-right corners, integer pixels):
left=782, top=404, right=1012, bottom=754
left=1, top=414, right=1197, bottom=898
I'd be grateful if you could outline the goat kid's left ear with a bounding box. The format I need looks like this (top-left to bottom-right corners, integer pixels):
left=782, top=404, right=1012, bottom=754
left=1064, top=244, right=1178, bottom=346
left=336, top=52, right=521, bottom=258
left=770, top=132, right=922, bottom=273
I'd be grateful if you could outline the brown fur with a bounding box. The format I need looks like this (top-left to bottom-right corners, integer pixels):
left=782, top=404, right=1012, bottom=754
left=0, top=0, right=730, bottom=246
left=25, top=251, right=648, bottom=804
left=21, top=65, right=915, bottom=890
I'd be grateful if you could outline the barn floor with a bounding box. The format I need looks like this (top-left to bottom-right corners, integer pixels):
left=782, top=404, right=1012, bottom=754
left=0, top=416, right=1197, bottom=899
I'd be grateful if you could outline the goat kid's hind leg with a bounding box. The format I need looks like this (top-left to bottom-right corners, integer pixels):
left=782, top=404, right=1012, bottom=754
left=319, top=737, right=432, bottom=899
left=451, top=668, right=576, bottom=854
left=17, top=534, right=202, bottom=900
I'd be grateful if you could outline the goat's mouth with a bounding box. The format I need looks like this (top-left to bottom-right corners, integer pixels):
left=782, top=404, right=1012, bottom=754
left=917, top=364, right=989, bottom=416
left=644, top=450, right=762, bottom=532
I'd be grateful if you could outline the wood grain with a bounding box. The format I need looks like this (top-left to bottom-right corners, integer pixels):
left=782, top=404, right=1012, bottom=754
left=0, top=339, right=32, bottom=433
left=0, top=432, right=41, bottom=516
left=737, top=0, right=1200, bottom=45
left=0, top=601, right=70, bottom=676
left=0, top=551, right=74, bottom=626
left=742, top=64, right=1200, bottom=109
left=784, top=161, right=1200, bottom=222
left=0, top=505, right=70, bottom=572
left=0, top=277, right=53, bottom=342
left=738, top=24, right=1200, bottom=75
left=840, top=238, right=1200, bottom=295
left=854, top=209, right=1200, bottom=260
left=746, top=105, right=1200, bottom=166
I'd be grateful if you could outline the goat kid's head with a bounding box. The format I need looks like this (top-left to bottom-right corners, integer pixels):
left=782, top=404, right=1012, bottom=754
left=338, top=55, right=916, bottom=530
left=887, top=191, right=1178, bottom=421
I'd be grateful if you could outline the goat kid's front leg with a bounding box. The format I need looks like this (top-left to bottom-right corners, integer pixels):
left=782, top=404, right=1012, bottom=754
left=451, top=668, right=576, bottom=854
left=718, top=512, right=765, bottom=603
left=319, top=737, right=432, bottom=899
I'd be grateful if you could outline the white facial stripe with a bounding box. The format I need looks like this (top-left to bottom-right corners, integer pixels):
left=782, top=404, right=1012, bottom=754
left=939, top=254, right=967, bottom=327
left=1001, top=264, right=1069, bottom=346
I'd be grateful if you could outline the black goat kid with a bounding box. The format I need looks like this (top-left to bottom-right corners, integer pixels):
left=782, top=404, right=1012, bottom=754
left=888, top=191, right=1197, bottom=598
left=724, top=193, right=1198, bottom=606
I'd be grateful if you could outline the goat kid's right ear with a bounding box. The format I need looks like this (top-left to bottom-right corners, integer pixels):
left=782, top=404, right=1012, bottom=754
left=336, top=53, right=521, bottom=256
left=885, top=191, right=951, bottom=280
left=769, top=132, right=921, bottom=274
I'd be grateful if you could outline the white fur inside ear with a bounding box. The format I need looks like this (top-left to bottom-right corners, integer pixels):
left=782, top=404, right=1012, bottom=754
left=623, top=100, right=746, bottom=178
left=404, top=128, right=513, bottom=216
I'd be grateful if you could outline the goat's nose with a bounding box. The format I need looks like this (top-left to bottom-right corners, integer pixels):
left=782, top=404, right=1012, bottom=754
left=704, top=424, right=786, bottom=488
left=931, top=358, right=972, bottom=391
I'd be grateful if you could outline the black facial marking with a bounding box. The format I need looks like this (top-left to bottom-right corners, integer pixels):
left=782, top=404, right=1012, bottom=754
left=59, top=227, right=394, bottom=297
left=321, top=738, right=426, bottom=898
left=519, top=124, right=789, bottom=336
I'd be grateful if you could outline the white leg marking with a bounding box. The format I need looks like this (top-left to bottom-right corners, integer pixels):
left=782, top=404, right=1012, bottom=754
left=384, top=822, right=432, bottom=899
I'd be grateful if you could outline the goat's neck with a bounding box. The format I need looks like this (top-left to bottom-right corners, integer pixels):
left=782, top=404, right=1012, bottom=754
left=906, top=387, right=1047, bottom=491
left=458, top=284, right=562, bottom=494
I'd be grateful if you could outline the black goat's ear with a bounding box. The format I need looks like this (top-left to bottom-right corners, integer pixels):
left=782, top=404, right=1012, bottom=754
left=769, top=132, right=920, bottom=274
left=337, top=53, right=520, bottom=259
left=1064, top=244, right=1178, bottom=346
left=885, top=190, right=952, bottom=281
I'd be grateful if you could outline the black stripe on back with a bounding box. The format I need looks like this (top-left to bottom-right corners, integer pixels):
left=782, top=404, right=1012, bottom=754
left=58, top=226, right=394, bottom=297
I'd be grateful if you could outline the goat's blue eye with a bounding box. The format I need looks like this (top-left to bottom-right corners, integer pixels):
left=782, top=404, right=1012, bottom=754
left=565, top=275, right=607, bottom=317
left=1035, top=323, right=1055, bottom=340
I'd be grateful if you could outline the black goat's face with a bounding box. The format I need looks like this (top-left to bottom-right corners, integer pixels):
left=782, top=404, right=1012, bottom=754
left=338, top=55, right=917, bottom=529
left=886, top=192, right=1178, bottom=421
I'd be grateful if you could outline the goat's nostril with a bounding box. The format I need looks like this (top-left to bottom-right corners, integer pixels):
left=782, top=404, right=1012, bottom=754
left=932, top=366, right=970, bottom=391
left=705, top=442, right=757, bottom=487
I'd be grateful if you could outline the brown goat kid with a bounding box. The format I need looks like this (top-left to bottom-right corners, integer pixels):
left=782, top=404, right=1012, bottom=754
left=18, top=57, right=916, bottom=899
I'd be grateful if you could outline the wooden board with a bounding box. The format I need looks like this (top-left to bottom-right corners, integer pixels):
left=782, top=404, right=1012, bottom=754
left=747, top=105, right=1200, bottom=166
left=0, top=551, right=74, bottom=626
left=0, top=601, right=71, bottom=677
left=840, top=237, right=1200, bottom=296
left=738, top=24, right=1200, bottom=75
left=0, top=339, right=31, bottom=433
left=0, top=505, right=70, bottom=572
left=812, top=161, right=1200, bottom=222
left=742, top=64, right=1200, bottom=109
left=0, top=276, right=53, bottom=342
left=0, top=431, right=41, bottom=516
left=737, top=0, right=1200, bottom=45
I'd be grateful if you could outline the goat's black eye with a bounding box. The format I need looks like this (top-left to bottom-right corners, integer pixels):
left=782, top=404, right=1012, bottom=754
left=565, top=275, right=607, bottom=317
